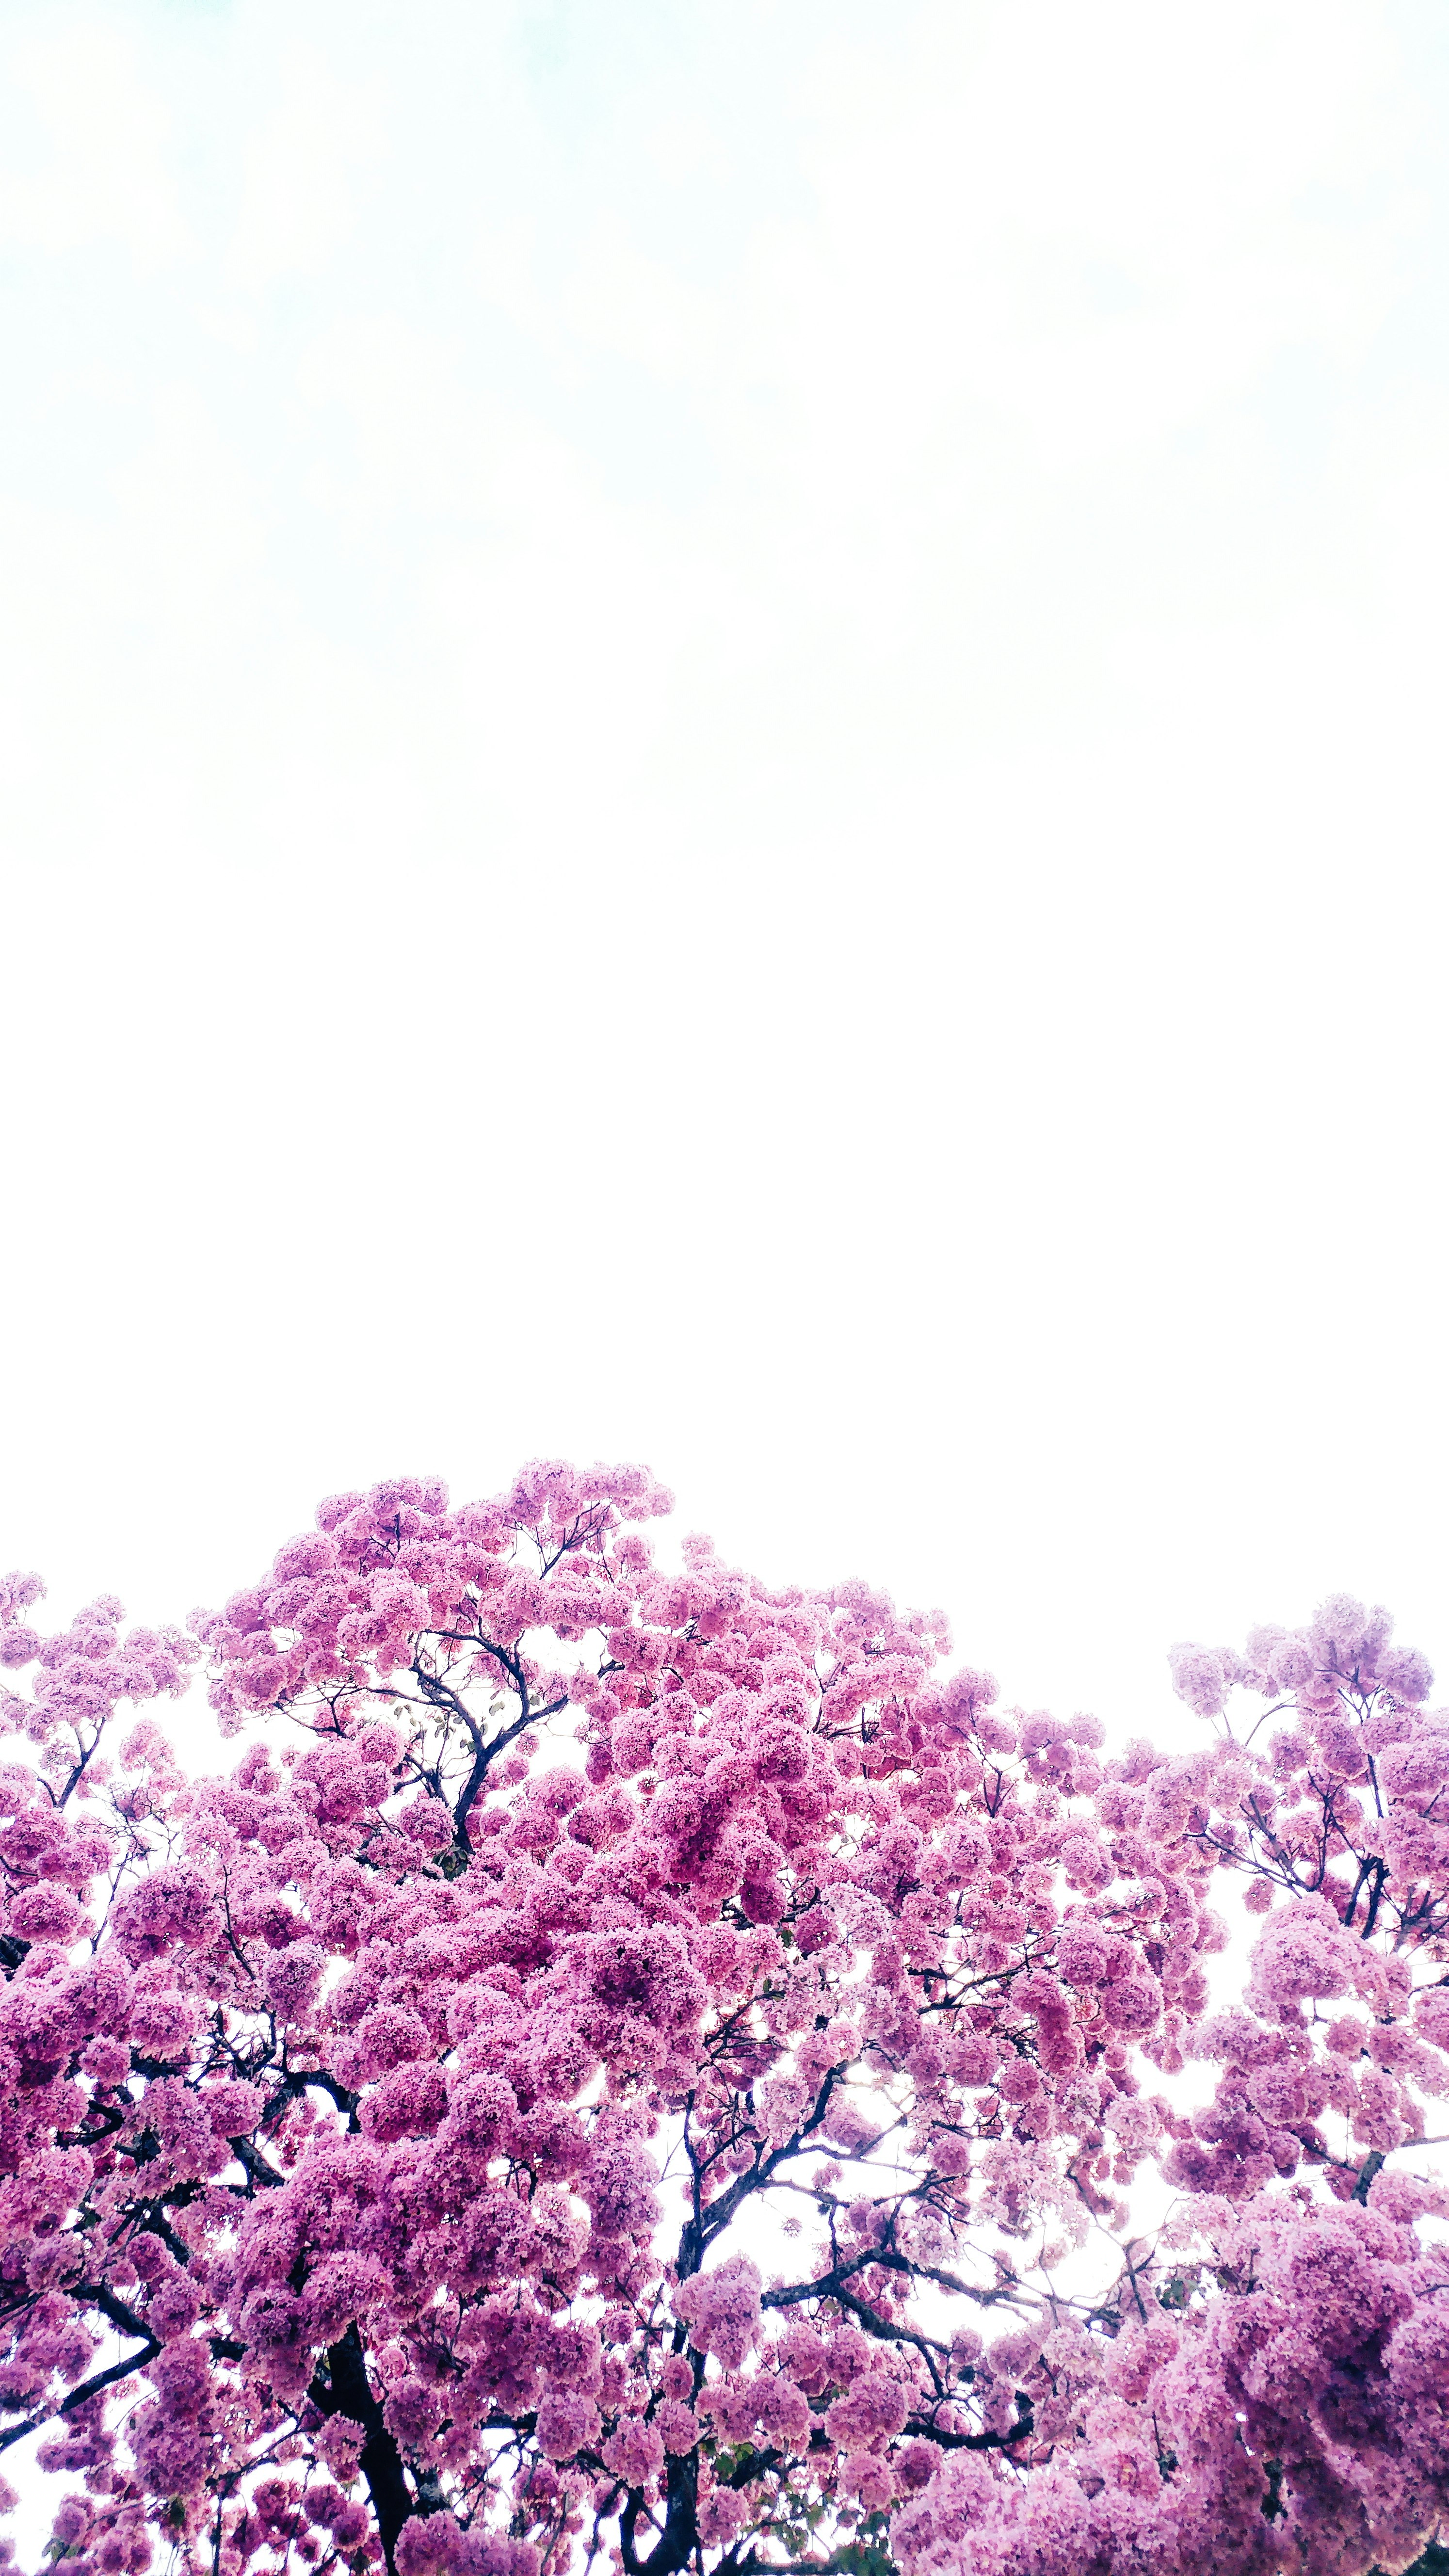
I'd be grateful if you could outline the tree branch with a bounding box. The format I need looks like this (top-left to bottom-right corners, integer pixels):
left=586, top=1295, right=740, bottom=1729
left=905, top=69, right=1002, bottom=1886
left=309, top=2323, right=417, bottom=2576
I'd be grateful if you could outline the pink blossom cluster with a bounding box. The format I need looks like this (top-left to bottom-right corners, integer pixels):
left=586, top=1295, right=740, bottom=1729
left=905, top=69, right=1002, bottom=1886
left=2, top=1488, right=1449, bottom=2576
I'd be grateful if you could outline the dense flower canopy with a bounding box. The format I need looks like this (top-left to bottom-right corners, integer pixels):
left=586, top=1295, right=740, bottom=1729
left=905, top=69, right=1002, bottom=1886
left=2, top=1469, right=1449, bottom=2576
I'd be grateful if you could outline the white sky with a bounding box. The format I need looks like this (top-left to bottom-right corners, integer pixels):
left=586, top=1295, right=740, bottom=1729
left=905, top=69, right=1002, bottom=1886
left=3, top=0, right=1449, bottom=1756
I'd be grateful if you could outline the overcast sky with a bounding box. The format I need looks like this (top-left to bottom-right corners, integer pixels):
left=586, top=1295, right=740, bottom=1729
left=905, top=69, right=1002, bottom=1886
left=3, top=0, right=1448, bottom=1754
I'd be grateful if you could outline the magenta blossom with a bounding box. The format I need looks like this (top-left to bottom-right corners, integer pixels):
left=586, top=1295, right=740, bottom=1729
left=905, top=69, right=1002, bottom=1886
left=2, top=1489, right=1449, bottom=2576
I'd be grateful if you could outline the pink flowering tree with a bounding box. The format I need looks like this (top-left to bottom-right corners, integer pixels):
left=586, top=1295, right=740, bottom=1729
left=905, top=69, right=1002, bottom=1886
left=2, top=1475, right=1449, bottom=2576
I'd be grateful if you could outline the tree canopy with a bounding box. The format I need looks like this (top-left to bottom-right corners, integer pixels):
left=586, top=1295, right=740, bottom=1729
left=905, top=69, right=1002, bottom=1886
left=2, top=1465, right=1449, bottom=2576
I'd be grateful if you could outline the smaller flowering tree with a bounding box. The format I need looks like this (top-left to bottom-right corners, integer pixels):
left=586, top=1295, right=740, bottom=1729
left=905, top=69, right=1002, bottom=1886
left=0, top=1481, right=1448, bottom=2576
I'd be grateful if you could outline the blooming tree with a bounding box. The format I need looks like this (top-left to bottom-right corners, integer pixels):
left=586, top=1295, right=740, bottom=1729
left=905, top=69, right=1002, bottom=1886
left=2, top=1467, right=1449, bottom=2576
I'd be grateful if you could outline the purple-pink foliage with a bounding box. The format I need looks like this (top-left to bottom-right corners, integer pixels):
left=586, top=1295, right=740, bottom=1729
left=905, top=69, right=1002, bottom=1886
left=1, top=1473, right=1448, bottom=2576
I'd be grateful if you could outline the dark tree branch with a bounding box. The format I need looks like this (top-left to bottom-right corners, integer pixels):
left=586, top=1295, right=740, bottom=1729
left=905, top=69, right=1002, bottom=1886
left=620, top=2449, right=699, bottom=2576
left=310, top=2323, right=416, bottom=2576
left=0, top=2303, right=161, bottom=2456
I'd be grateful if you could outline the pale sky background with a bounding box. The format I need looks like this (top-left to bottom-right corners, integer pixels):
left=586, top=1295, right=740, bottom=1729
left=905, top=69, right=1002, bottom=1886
left=4, top=0, right=1449, bottom=1755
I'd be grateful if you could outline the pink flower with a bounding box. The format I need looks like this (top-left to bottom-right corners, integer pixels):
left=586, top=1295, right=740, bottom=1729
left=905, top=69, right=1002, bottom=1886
left=839, top=2449, right=895, bottom=2510
left=533, top=2392, right=600, bottom=2462
left=656, top=2398, right=700, bottom=2454
left=601, top=2420, right=664, bottom=2486
left=1167, top=1644, right=1241, bottom=1720
left=673, top=2256, right=761, bottom=2371
left=1248, top=1899, right=1357, bottom=2012
left=824, top=2372, right=907, bottom=2449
